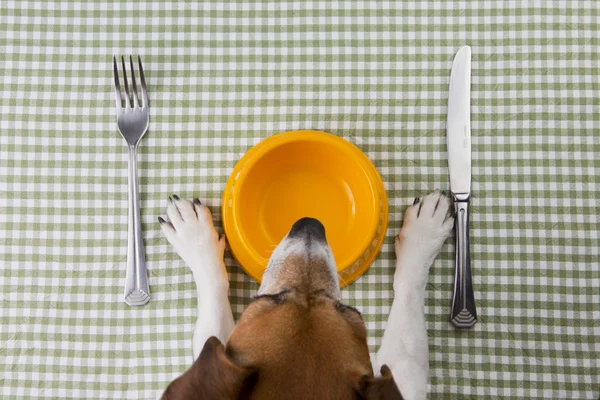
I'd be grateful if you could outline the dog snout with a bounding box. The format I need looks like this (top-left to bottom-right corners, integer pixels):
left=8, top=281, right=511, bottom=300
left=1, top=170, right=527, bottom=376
left=288, top=217, right=326, bottom=241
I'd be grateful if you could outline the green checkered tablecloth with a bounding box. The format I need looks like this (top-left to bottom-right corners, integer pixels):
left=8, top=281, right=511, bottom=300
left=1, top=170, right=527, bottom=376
left=1, top=1, right=599, bottom=398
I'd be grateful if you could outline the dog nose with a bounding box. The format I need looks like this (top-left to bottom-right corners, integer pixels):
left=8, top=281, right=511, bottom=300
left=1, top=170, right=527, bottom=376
left=288, top=217, right=326, bottom=241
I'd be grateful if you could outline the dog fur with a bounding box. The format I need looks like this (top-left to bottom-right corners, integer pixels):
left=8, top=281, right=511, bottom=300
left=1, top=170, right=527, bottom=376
left=159, top=190, right=453, bottom=400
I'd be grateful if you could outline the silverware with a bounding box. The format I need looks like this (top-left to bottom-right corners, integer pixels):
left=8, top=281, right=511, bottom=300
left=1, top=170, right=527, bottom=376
left=113, top=55, right=150, bottom=306
left=446, top=46, right=477, bottom=328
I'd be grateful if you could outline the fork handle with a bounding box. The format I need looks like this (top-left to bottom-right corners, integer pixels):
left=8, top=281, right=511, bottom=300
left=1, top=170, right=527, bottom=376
left=450, top=196, right=477, bottom=328
left=124, top=144, right=150, bottom=306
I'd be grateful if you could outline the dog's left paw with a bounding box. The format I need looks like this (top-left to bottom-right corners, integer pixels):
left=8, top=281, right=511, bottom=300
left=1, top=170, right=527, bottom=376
left=394, top=190, right=454, bottom=284
left=159, top=196, right=226, bottom=280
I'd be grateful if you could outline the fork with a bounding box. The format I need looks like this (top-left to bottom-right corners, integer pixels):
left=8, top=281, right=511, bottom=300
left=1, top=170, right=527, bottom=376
left=113, top=55, right=150, bottom=306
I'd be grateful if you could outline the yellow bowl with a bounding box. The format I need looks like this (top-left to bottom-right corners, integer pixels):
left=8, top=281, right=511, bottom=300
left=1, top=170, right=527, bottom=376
left=222, top=130, right=388, bottom=287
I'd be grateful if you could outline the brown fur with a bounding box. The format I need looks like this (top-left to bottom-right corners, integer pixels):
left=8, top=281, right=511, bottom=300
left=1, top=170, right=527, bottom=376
left=162, top=250, right=403, bottom=399
left=161, top=337, right=254, bottom=400
left=226, top=291, right=372, bottom=399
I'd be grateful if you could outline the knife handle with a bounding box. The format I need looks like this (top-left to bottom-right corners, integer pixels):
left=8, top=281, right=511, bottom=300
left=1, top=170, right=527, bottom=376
left=451, top=197, right=477, bottom=328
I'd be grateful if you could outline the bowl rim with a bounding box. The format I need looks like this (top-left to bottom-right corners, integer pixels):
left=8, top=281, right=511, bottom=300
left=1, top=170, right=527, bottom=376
left=222, top=130, right=388, bottom=286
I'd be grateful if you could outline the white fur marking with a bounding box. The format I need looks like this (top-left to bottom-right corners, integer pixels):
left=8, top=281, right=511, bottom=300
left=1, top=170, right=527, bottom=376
left=160, top=198, right=235, bottom=360
left=376, top=190, right=454, bottom=400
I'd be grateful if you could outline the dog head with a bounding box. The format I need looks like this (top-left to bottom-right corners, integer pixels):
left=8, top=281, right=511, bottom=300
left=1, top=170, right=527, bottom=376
left=163, top=217, right=402, bottom=400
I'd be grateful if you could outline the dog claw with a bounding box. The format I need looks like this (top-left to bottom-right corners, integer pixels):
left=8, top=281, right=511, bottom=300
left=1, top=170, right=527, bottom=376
left=173, top=194, right=180, bottom=201
left=158, top=216, right=166, bottom=224
left=193, top=198, right=201, bottom=205
left=413, top=197, right=420, bottom=205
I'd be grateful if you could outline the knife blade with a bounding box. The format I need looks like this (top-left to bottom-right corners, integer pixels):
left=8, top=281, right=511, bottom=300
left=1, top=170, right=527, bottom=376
left=447, top=45, right=477, bottom=328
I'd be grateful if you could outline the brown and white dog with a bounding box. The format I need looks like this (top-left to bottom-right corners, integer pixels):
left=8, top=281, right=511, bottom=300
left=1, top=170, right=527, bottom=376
left=159, top=190, right=453, bottom=400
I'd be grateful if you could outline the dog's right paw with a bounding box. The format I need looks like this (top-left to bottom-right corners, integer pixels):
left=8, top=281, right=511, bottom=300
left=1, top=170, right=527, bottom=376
left=394, top=190, right=454, bottom=284
left=159, top=196, right=226, bottom=279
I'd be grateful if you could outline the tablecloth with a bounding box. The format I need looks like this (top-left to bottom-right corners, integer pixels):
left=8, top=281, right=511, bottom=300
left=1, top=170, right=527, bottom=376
left=1, top=1, right=598, bottom=398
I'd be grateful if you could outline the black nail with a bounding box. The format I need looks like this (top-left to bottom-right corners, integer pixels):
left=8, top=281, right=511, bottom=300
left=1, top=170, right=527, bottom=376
left=193, top=198, right=201, bottom=205
left=158, top=216, right=165, bottom=224
left=441, top=191, right=446, bottom=196
left=413, top=197, right=420, bottom=205
left=168, top=196, right=173, bottom=203
left=173, top=194, right=180, bottom=201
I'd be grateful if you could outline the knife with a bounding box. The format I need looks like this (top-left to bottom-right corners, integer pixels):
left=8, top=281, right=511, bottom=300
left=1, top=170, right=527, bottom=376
left=447, top=46, right=477, bottom=328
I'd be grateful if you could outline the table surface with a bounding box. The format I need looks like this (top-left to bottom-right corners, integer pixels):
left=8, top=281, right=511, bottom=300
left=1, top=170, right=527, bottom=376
left=1, top=1, right=599, bottom=399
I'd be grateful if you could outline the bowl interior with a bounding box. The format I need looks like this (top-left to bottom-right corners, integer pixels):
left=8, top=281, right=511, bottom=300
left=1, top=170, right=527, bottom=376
left=233, top=135, right=380, bottom=271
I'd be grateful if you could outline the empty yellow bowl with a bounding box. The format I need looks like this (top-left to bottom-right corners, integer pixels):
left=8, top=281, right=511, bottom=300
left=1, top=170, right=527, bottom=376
left=222, top=130, right=388, bottom=287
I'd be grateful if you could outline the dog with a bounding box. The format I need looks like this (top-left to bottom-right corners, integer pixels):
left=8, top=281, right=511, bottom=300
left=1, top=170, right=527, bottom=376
left=158, top=190, right=453, bottom=400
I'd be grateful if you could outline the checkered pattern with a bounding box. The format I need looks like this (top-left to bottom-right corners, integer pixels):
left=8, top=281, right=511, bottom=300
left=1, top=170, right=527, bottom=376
left=1, top=1, right=599, bottom=398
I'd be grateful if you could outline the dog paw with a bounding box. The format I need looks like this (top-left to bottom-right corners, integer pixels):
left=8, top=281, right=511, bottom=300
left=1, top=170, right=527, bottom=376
left=394, top=190, right=454, bottom=283
left=159, top=196, right=226, bottom=279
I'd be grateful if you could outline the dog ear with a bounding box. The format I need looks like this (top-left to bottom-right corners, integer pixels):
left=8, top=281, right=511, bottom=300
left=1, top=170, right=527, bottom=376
left=161, top=336, right=255, bottom=400
left=356, top=365, right=404, bottom=400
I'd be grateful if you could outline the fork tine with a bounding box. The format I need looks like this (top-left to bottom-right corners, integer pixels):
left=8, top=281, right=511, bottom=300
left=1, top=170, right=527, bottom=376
left=120, top=56, right=131, bottom=108
left=138, top=56, right=149, bottom=108
left=128, top=56, right=139, bottom=108
left=112, top=56, right=122, bottom=112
